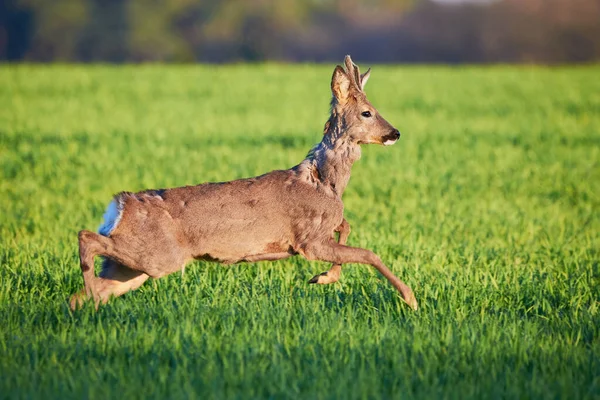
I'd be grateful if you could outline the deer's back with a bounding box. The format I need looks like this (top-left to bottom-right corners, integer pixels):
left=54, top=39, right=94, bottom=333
left=110, top=169, right=344, bottom=265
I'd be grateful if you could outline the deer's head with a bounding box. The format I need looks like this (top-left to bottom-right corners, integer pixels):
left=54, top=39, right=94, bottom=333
left=326, top=55, right=400, bottom=146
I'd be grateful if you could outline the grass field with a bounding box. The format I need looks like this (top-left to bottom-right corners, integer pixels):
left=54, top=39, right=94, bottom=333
left=0, top=63, right=599, bottom=399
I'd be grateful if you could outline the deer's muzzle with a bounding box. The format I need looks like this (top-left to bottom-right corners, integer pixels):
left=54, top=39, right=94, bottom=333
left=382, top=129, right=401, bottom=146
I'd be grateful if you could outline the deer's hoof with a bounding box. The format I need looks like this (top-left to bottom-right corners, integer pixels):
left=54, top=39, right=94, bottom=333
left=405, top=296, right=418, bottom=311
left=69, top=293, right=86, bottom=311
left=69, top=290, right=97, bottom=311
left=308, top=271, right=338, bottom=284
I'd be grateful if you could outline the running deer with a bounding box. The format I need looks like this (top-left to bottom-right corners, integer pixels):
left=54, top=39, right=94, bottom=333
left=70, top=56, right=418, bottom=310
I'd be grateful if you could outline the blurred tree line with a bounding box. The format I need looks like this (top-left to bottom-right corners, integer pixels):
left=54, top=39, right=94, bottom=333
left=1, top=0, right=599, bottom=63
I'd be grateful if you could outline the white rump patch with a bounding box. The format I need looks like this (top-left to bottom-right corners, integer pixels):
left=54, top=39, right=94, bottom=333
left=383, top=139, right=398, bottom=146
left=98, top=198, right=123, bottom=236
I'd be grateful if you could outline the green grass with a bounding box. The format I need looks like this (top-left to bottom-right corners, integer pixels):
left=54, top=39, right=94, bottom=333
left=0, top=63, right=599, bottom=399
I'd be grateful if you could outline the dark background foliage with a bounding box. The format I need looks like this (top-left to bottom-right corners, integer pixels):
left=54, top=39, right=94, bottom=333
left=1, top=0, right=599, bottom=63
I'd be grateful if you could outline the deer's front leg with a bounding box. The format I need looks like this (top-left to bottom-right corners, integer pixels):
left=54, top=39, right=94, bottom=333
left=308, top=219, right=350, bottom=284
left=302, top=238, right=418, bottom=310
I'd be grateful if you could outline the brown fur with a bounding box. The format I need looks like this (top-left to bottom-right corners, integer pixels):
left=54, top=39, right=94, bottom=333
left=70, top=56, right=418, bottom=311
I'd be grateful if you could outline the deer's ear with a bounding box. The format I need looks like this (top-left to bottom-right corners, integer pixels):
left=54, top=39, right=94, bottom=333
left=360, top=68, right=371, bottom=91
left=331, top=65, right=351, bottom=103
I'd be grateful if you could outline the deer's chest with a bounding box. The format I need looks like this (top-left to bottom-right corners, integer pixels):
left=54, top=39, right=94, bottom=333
left=288, top=193, right=344, bottom=245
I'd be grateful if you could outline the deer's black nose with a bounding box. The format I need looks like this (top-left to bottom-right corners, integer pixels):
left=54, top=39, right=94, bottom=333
left=382, top=129, right=401, bottom=146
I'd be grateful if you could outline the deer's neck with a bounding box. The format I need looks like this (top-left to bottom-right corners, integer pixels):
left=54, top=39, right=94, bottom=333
left=302, top=115, right=361, bottom=197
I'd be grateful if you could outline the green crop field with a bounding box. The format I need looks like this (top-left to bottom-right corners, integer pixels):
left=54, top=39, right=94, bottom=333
left=0, top=64, right=598, bottom=399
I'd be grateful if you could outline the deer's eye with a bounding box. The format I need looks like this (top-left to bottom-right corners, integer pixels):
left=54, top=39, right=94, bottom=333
left=361, top=111, right=372, bottom=118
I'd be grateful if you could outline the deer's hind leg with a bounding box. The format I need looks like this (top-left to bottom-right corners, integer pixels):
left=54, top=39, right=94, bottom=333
left=70, top=230, right=169, bottom=310
left=70, top=258, right=149, bottom=309
left=95, top=259, right=149, bottom=303
left=70, top=230, right=104, bottom=308
left=308, top=219, right=350, bottom=284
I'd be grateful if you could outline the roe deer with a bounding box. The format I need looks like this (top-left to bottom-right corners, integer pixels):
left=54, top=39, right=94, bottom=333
left=70, top=55, right=418, bottom=311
